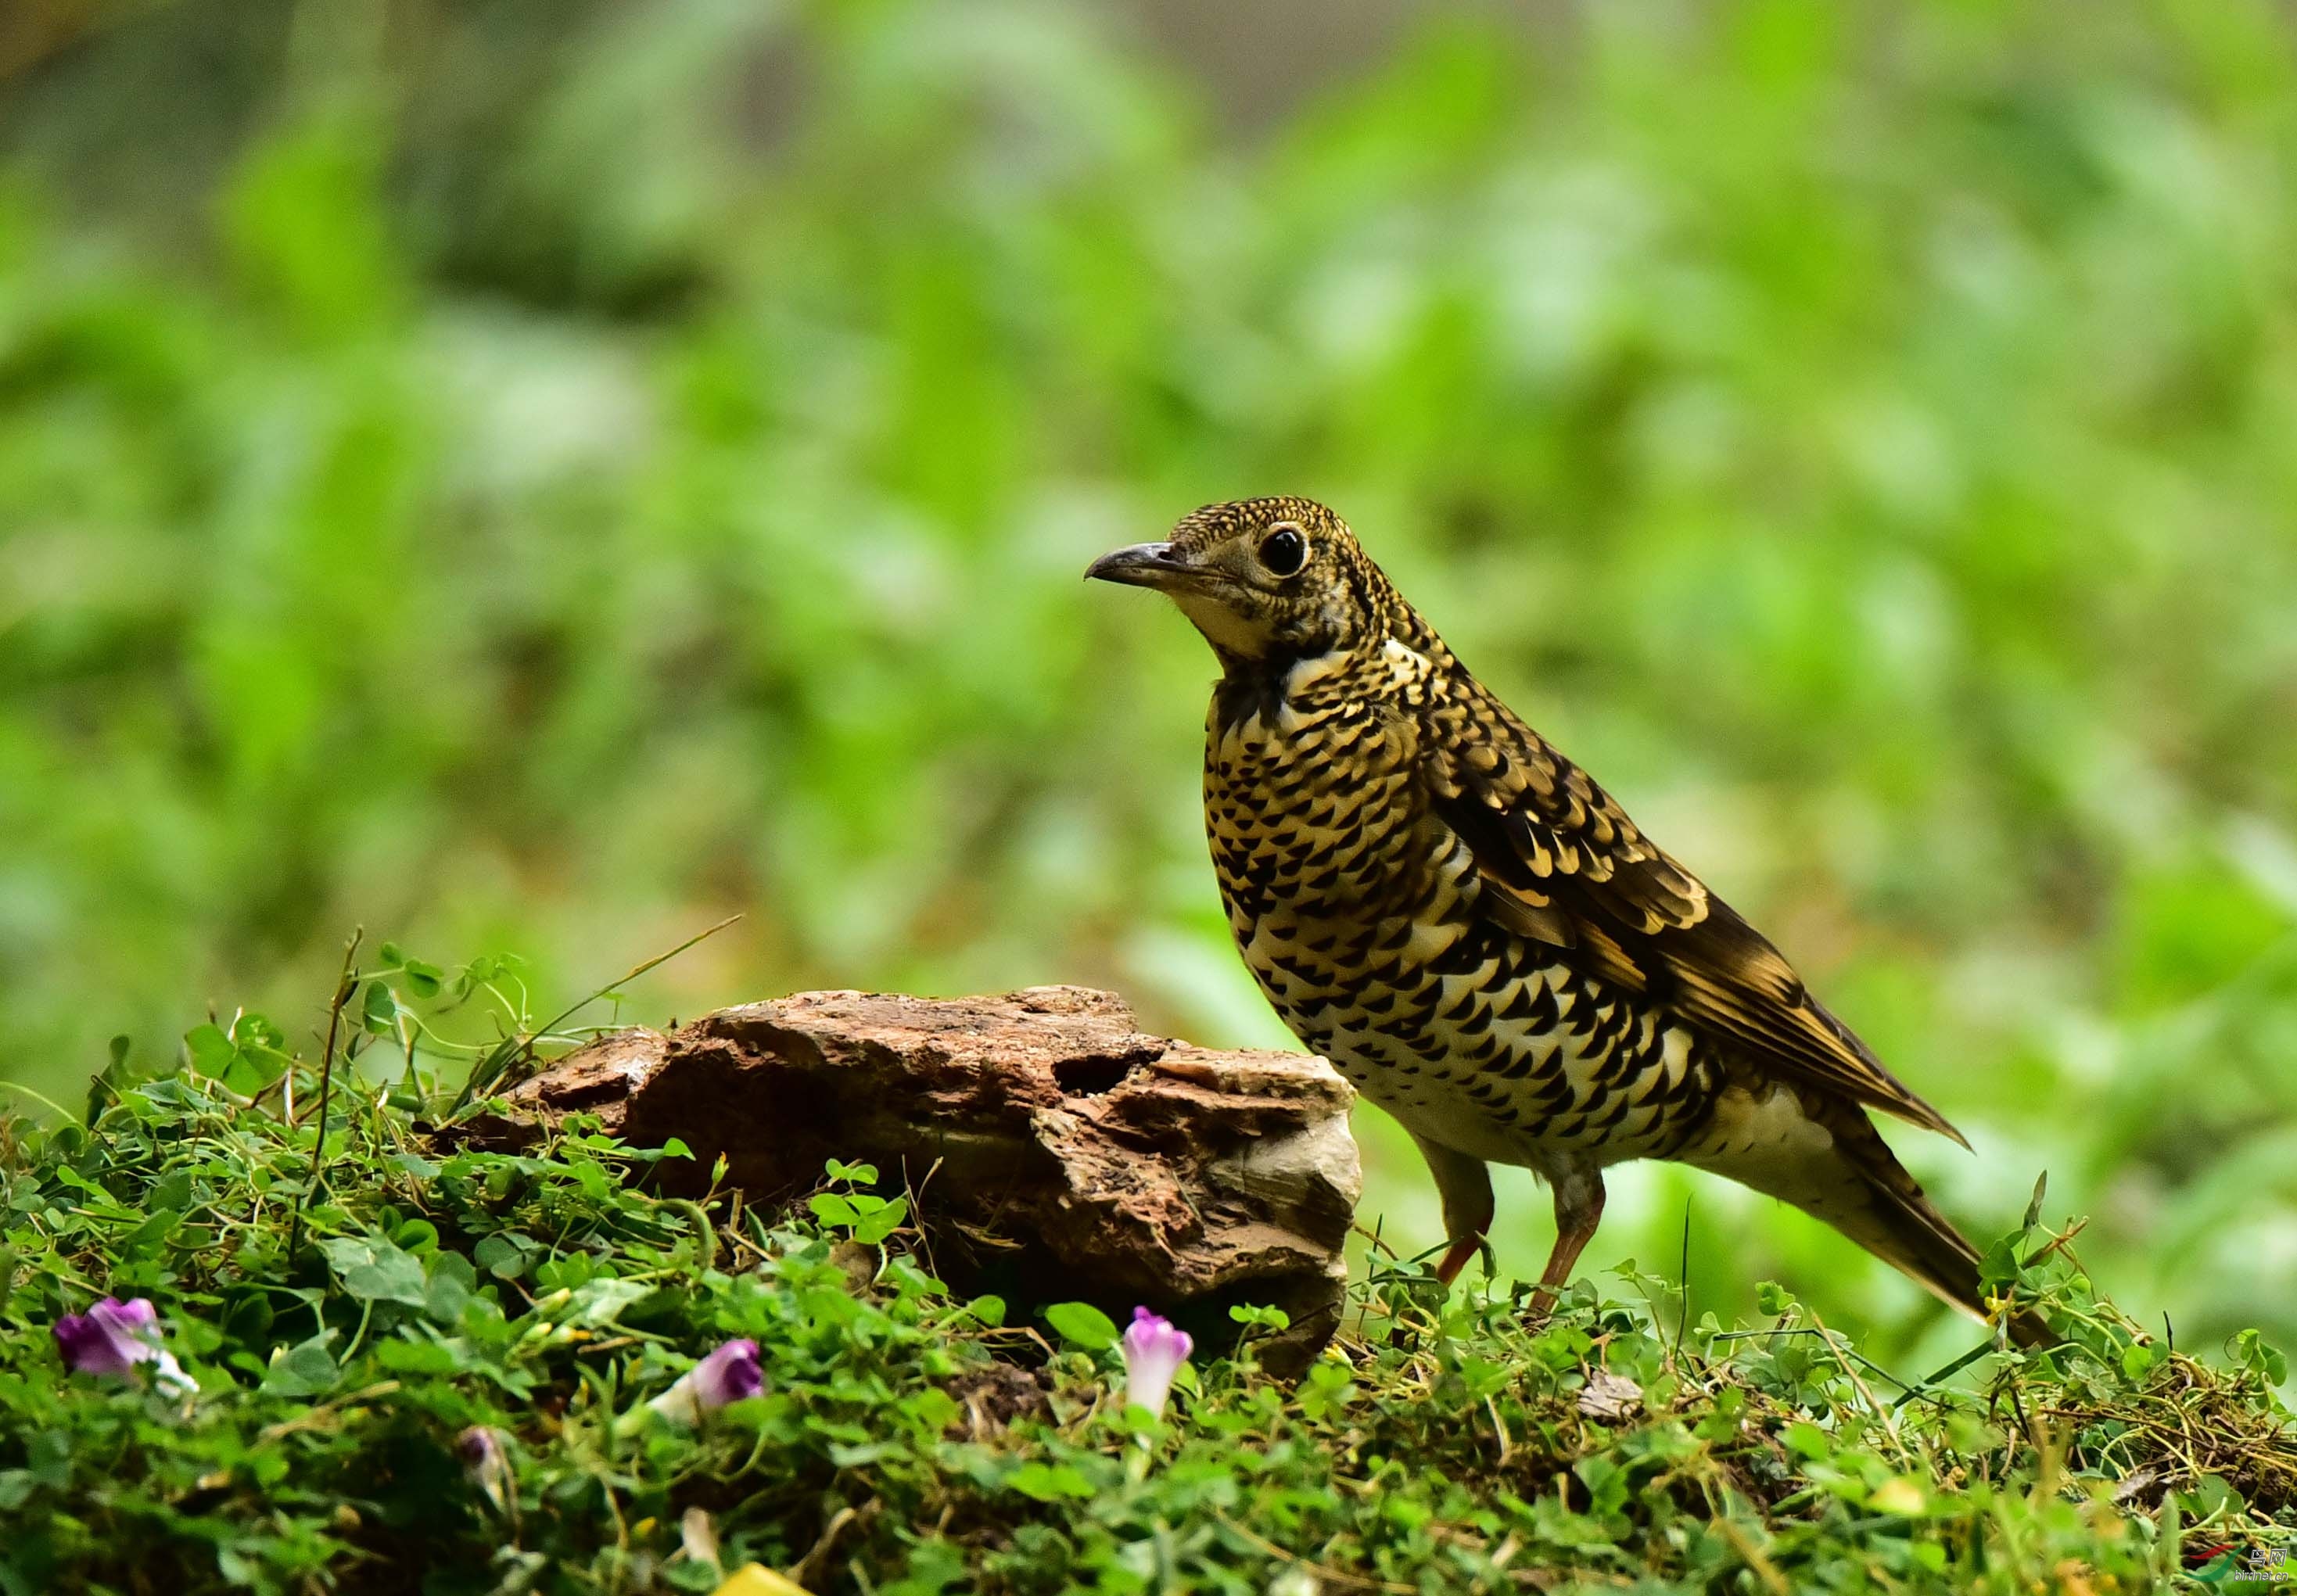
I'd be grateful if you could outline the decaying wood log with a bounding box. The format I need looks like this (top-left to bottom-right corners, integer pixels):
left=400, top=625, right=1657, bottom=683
left=467, top=987, right=1362, bottom=1369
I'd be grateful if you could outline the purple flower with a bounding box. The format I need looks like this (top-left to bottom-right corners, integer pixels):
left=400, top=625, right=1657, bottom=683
left=54, top=1297, right=156, bottom=1378
left=1121, top=1308, right=1193, bottom=1419
left=648, top=1339, right=765, bottom=1426
left=53, top=1297, right=194, bottom=1397
left=458, top=1426, right=514, bottom=1517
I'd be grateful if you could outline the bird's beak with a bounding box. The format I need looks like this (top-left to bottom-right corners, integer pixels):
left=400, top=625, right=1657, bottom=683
left=1085, top=541, right=1200, bottom=591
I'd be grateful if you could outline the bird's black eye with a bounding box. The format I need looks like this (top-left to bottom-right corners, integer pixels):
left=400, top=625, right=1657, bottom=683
left=1259, top=525, right=1308, bottom=577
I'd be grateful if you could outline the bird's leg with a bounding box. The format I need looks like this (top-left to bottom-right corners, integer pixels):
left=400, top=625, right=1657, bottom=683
left=1528, top=1168, right=1606, bottom=1318
left=1435, top=1231, right=1488, bottom=1287
left=1409, top=1135, right=1494, bottom=1288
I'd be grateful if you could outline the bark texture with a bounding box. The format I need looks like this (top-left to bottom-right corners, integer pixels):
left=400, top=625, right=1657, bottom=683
left=467, top=987, right=1362, bottom=1368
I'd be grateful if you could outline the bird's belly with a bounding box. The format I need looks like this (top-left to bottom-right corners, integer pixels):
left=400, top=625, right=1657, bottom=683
left=1245, top=916, right=1718, bottom=1173
left=1205, top=726, right=1721, bottom=1171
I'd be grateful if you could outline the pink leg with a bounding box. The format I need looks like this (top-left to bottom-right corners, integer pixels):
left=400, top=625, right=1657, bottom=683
left=1434, top=1231, right=1487, bottom=1287
left=1412, top=1135, right=1494, bottom=1289
left=1529, top=1169, right=1606, bottom=1318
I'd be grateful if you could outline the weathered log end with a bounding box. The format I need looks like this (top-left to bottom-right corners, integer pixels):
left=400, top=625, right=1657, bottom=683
left=473, top=988, right=1362, bottom=1370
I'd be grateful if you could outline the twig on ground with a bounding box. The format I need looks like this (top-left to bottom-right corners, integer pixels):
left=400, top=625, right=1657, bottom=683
left=450, top=914, right=743, bottom=1115
left=287, top=928, right=363, bottom=1259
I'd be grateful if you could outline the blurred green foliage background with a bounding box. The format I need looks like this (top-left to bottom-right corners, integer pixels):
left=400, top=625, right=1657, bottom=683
left=5, top=0, right=2295, bottom=1365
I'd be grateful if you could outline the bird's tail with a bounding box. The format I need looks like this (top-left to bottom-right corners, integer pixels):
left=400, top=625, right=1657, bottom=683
left=1685, top=1089, right=2051, bottom=1348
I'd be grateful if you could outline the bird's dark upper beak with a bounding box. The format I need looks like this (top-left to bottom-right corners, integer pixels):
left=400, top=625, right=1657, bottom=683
left=1085, top=541, right=1199, bottom=591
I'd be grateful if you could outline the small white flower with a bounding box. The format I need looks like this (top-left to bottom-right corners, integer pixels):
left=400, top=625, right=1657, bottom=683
left=1268, top=1568, right=1322, bottom=1596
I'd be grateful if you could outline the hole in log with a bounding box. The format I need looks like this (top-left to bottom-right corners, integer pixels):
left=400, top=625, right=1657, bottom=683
left=1053, top=1053, right=1136, bottom=1097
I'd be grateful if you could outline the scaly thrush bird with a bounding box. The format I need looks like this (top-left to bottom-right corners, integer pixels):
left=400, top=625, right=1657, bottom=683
left=1090, top=497, right=2044, bottom=1343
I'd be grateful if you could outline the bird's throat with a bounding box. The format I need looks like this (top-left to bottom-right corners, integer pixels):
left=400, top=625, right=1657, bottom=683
left=1211, top=645, right=1355, bottom=737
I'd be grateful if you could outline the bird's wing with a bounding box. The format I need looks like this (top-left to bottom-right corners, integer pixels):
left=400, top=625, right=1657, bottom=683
left=1427, top=687, right=1968, bottom=1148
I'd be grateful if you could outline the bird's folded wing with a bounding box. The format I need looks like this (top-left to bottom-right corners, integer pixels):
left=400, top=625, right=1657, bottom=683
left=1429, top=698, right=1968, bottom=1148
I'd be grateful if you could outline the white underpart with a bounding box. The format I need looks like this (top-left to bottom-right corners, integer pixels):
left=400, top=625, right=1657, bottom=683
left=1172, top=591, right=1274, bottom=662
left=1684, top=1085, right=1838, bottom=1170
left=1395, top=917, right=1465, bottom=968
left=1284, top=649, right=1347, bottom=697
left=1382, top=637, right=1434, bottom=686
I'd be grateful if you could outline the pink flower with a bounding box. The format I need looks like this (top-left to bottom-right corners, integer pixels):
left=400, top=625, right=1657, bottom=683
left=458, top=1426, right=515, bottom=1517
left=648, top=1339, right=765, bottom=1425
left=53, top=1297, right=194, bottom=1397
left=1121, top=1308, right=1193, bottom=1419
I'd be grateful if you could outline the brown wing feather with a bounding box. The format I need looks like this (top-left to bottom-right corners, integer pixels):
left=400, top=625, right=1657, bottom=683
left=1430, top=690, right=1969, bottom=1149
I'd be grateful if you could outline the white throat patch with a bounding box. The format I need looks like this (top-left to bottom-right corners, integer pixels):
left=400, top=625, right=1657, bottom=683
left=1172, top=591, right=1273, bottom=658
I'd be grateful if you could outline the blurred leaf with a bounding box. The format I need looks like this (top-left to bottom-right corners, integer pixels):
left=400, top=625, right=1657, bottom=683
left=184, top=1027, right=234, bottom=1078
left=2022, top=1172, right=2049, bottom=1231
left=361, top=982, right=397, bottom=1037
left=1043, top=1303, right=1118, bottom=1352
left=262, top=1337, right=341, bottom=1398
left=320, top=1235, right=429, bottom=1307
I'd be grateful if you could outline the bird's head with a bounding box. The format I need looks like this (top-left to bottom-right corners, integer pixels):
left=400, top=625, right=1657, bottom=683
left=1086, top=497, right=1396, bottom=665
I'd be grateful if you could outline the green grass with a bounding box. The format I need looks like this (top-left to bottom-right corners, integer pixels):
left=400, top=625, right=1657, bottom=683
left=3, top=960, right=2293, bottom=1594
left=7, top=0, right=2297, bottom=1371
